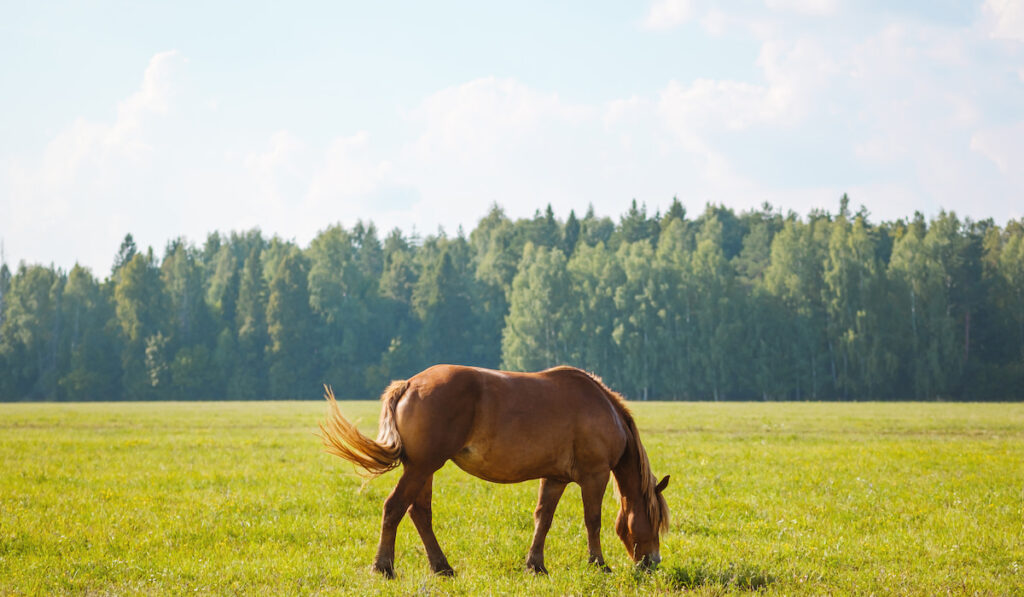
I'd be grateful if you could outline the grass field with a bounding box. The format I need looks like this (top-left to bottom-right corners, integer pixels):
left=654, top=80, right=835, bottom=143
left=1, top=400, right=1022, bottom=595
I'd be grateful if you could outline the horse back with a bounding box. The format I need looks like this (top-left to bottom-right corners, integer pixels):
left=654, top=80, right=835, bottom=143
left=395, top=365, right=630, bottom=484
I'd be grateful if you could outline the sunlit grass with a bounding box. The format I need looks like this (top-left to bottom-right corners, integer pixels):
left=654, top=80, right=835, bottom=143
left=1, top=401, right=1022, bottom=595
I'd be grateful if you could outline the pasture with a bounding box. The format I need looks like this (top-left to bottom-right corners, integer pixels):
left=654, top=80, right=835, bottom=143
left=1, top=400, right=1021, bottom=595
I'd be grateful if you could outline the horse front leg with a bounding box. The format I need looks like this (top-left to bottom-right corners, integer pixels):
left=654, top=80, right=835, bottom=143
left=373, top=469, right=429, bottom=578
left=580, top=472, right=611, bottom=571
left=526, top=478, right=567, bottom=574
left=407, top=475, right=454, bottom=576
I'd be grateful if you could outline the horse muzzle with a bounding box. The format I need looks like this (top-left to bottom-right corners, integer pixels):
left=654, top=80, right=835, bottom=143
left=637, top=551, right=661, bottom=570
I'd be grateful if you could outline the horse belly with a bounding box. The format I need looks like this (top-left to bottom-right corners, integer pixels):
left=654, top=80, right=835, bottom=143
left=450, top=428, right=576, bottom=484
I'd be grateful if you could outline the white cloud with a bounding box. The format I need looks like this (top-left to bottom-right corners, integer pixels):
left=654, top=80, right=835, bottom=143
left=408, top=77, right=592, bottom=157
left=765, top=0, right=839, bottom=16
left=985, top=0, right=1024, bottom=42
left=23, top=50, right=179, bottom=194
left=5, top=4, right=1024, bottom=273
left=242, top=130, right=308, bottom=212
left=3, top=51, right=181, bottom=273
left=700, top=9, right=730, bottom=36
left=657, top=37, right=836, bottom=139
left=399, top=77, right=605, bottom=226
left=642, top=0, right=695, bottom=30
left=659, top=78, right=776, bottom=134
left=971, top=122, right=1024, bottom=173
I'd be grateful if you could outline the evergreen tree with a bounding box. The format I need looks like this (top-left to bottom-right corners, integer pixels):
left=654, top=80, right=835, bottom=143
left=0, top=261, right=9, bottom=398
left=2, top=202, right=1023, bottom=402
left=231, top=248, right=269, bottom=398
left=266, top=250, right=316, bottom=398
left=206, top=246, right=240, bottom=335
left=413, top=245, right=479, bottom=368
left=580, top=204, right=615, bottom=247
left=206, top=245, right=240, bottom=396
left=0, top=264, right=64, bottom=398
left=114, top=250, right=168, bottom=399
left=371, top=229, right=420, bottom=386
left=614, top=199, right=660, bottom=247
left=59, top=265, right=119, bottom=399
left=563, top=209, right=581, bottom=256
left=161, top=240, right=216, bottom=397
left=111, top=234, right=138, bottom=279
left=661, top=197, right=687, bottom=232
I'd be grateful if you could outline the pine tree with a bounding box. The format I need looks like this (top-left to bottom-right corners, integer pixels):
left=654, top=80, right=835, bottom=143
left=59, top=265, right=119, bottom=399
left=614, top=199, right=660, bottom=247
left=266, top=250, right=315, bottom=398
left=0, top=264, right=64, bottom=398
left=413, top=246, right=478, bottom=367
left=562, top=209, right=581, bottom=256
left=114, top=250, right=167, bottom=399
left=231, top=248, right=269, bottom=398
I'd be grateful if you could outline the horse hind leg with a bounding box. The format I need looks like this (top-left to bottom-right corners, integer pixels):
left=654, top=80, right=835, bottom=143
left=372, top=468, right=432, bottom=578
left=580, top=472, right=611, bottom=572
left=526, top=478, right=567, bottom=574
left=407, top=475, right=454, bottom=576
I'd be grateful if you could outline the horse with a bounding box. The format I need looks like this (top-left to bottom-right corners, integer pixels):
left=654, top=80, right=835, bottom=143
left=318, top=364, right=669, bottom=578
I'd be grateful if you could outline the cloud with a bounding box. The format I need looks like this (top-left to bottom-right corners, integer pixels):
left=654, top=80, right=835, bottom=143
left=21, top=50, right=179, bottom=194
left=399, top=77, right=604, bottom=226
left=243, top=130, right=308, bottom=211
left=984, top=0, right=1024, bottom=42
left=5, top=4, right=1024, bottom=273
left=3, top=51, right=181, bottom=273
left=659, top=78, right=775, bottom=134
left=764, top=0, right=839, bottom=16
left=971, top=122, right=1024, bottom=174
left=642, top=0, right=695, bottom=30
left=308, top=132, right=417, bottom=214
left=408, top=77, right=592, bottom=158
left=657, top=36, right=835, bottom=138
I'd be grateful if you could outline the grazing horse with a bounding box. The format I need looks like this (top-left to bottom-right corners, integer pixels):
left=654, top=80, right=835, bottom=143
left=319, top=364, right=669, bottom=577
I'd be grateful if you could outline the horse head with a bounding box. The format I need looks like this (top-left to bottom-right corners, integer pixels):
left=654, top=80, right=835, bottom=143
left=615, top=474, right=670, bottom=568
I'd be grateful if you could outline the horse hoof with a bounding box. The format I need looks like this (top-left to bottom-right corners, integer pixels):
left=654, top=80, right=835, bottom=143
left=372, top=561, right=395, bottom=579
left=526, top=562, right=548, bottom=575
left=587, top=557, right=611, bottom=573
left=433, top=565, right=455, bottom=577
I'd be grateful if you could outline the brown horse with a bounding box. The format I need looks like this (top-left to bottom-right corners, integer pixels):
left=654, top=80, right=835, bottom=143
left=318, top=364, right=669, bottom=577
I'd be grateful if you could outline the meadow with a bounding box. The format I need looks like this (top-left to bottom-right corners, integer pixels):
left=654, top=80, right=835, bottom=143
left=1, top=400, right=1021, bottom=595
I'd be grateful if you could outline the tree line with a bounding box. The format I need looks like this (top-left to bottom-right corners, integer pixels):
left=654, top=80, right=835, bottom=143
left=1, top=196, right=1022, bottom=401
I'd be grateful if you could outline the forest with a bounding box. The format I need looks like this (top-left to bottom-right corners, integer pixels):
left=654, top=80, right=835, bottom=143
left=1, top=196, right=1022, bottom=401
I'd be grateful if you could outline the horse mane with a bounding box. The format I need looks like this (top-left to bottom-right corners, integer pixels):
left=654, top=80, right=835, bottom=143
left=546, top=366, right=669, bottom=533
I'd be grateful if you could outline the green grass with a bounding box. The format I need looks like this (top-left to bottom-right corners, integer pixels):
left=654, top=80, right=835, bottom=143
left=1, top=400, right=1022, bottom=595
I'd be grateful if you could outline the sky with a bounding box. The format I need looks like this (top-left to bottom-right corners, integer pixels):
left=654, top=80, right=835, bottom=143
left=1, top=0, right=1023, bottom=276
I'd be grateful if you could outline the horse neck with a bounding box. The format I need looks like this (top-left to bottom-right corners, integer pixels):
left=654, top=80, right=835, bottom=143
left=611, top=434, right=648, bottom=508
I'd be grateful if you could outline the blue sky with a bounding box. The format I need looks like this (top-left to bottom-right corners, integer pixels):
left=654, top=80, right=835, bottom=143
left=2, top=0, right=1023, bottom=275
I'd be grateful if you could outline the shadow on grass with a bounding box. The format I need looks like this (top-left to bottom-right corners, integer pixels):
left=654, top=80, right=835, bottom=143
left=661, top=560, right=775, bottom=592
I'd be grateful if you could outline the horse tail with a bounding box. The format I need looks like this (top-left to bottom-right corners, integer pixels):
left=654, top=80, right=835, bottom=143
left=318, top=380, right=408, bottom=478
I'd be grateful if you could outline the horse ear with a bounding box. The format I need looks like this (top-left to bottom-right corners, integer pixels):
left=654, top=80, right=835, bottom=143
left=655, top=475, right=670, bottom=493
